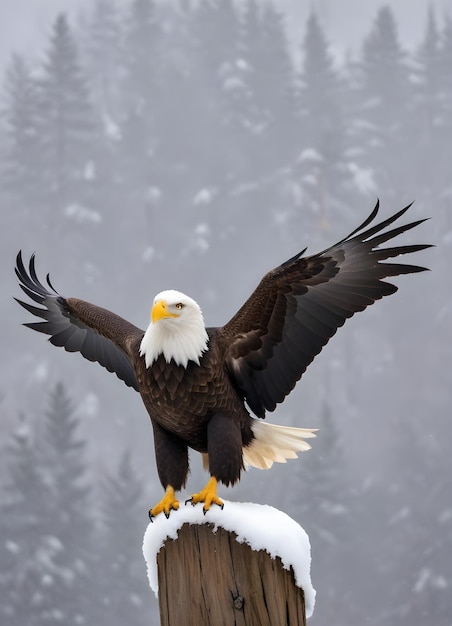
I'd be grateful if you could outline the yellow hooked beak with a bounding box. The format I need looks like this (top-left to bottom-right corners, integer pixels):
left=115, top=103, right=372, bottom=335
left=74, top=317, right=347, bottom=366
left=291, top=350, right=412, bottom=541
left=151, top=300, right=179, bottom=324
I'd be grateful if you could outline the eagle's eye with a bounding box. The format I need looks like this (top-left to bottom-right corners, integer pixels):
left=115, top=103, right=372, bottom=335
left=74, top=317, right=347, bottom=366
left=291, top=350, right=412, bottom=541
left=175, top=303, right=184, bottom=310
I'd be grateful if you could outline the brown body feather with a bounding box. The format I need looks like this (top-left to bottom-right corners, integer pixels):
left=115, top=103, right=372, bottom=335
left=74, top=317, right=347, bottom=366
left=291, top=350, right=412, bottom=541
left=134, top=332, right=254, bottom=489
left=134, top=333, right=249, bottom=445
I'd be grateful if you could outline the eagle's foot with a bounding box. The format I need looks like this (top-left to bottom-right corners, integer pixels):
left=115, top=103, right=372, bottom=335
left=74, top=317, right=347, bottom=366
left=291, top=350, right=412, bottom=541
left=149, top=486, right=180, bottom=520
left=186, top=477, right=224, bottom=514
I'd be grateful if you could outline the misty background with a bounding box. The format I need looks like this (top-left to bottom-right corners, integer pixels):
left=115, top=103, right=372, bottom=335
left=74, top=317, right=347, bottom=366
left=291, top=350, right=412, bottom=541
left=0, top=1, right=450, bottom=625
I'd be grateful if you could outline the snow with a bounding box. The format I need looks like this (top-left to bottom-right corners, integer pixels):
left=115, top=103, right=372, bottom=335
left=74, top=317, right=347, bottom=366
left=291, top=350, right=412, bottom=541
left=78, top=392, right=98, bottom=418
left=103, top=113, right=121, bottom=140
left=142, top=500, right=316, bottom=618
left=6, top=540, right=19, bottom=554
left=222, top=75, right=246, bottom=92
left=442, top=228, right=452, bottom=245
left=438, top=508, right=452, bottom=523
left=298, top=147, right=323, bottom=164
left=146, top=186, right=162, bottom=203
left=33, top=361, right=49, bottom=383
left=142, top=246, right=156, bottom=263
left=192, top=187, right=216, bottom=205
left=191, top=223, right=210, bottom=254
left=83, top=161, right=95, bottom=181
left=64, top=204, right=102, bottom=224
left=414, top=568, right=449, bottom=593
left=347, top=162, right=377, bottom=194
left=236, top=58, right=250, bottom=72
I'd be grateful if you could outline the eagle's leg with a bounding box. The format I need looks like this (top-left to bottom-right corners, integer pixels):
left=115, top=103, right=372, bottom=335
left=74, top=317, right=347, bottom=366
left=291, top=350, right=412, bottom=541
left=149, top=485, right=180, bottom=519
left=188, top=413, right=243, bottom=513
left=149, top=421, right=189, bottom=519
left=188, top=476, right=224, bottom=513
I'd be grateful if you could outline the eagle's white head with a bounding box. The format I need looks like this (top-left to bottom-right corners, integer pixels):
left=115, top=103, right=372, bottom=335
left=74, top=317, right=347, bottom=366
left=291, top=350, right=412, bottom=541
left=139, top=289, right=209, bottom=368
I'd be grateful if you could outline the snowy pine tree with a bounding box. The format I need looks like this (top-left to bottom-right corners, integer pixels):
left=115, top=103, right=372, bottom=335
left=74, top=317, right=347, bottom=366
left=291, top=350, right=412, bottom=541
left=36, top=14, right=98, bottom=220
left=82, top=0, right=123, bottom=119
left=96, top=451, right=154, bottom=626
left=436, top=14, right=452, bottom=202
left=292, top=396, right=359, bottom=624
left=1, top=55, right=43, bottom=216
left=240, top=0, right=296, bottom=176
left=117, top=0, right=162, bottom=247
left=356, top=6, right=412, bottom=201
left=0, top=416, right=55, bottom=626
left=38, top=382, right=95, bottom=624
left=409, top=7, right=443, bottom=199
left=296, top=12, right=348, bottom=217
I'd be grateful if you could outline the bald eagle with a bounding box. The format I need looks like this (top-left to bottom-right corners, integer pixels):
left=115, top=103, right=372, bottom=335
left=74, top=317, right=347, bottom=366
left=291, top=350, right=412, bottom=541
left=15, top=202, right=430, bottom=518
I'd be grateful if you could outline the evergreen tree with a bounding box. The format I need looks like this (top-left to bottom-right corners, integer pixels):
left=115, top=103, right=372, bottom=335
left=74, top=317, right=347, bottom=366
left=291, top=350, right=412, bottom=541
left=83, top=0, right=123, bottom=118
left=0, top=416, right=63, bottom=625
left=356, top=6, right=412, bottom=200
left=291, top=393, right=362, bottom=625
left=436, top=14, right=452, bottom=199
left=41, top=383, right=91, bottom=552
left=293, top=395, right=354, bottom=544
left=158, top=0, right=243, bottom=193
left=365, top=418, right=452, bottom=626
left=259, top=2, right=298, bottom=166
left=238, top=0, right=263, bottom=134
left=78, top=1, right=146, bottom=277
left=37, top=14, right=98, bottom=217
left=148, top=0, right=194, bottom=188
left=361, top=6, right=408, bottom=113
left=119, top=0, right=161, bottom=235
left=133, top=0, right=245, bottom=261
left=96, top=451, right=154, bottom=626
left=296, top=12, right=349, bottom=218
left=121, top=0, right=159, bottom=158
left=410, top=7, right=443, bottom=197
left=240, top=0, right=297, bottom=176
left=193, top=0, right=239, bottom=70
left=439, top=14, right=452, bottom=109
left=189, top=0, right=243, bottom=184
left=1, top=55, right=43, bottom=213
left=0, top=386, right=153, bottom=626
left=122, top=0, right=159, bottom=113
left=38, top=382, right=95, bottom=624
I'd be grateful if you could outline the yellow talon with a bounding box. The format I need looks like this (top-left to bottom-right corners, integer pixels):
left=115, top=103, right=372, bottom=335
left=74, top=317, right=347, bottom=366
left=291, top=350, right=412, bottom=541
left=149, top=486, right=180, bottom=520
left=188, top=477, right=224, bottom=513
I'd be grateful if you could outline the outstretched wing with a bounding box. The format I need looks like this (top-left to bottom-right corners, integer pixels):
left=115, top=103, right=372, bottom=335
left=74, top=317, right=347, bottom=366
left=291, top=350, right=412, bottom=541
left=219, top=202, right=431, bottom=418
left=15, top=252, right=142, bottom=391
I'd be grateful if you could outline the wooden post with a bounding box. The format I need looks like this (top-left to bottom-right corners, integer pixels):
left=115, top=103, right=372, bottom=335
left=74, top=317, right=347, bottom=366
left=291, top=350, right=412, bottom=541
left=156, top=522, right=306, bottom=626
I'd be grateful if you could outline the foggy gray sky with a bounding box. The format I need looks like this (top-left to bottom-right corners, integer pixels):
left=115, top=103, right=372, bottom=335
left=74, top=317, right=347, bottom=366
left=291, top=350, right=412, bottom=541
left=0, top=0, right=446, bottom=75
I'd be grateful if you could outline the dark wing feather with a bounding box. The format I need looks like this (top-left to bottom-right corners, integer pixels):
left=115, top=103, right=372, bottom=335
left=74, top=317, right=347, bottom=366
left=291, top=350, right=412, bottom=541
left=219, top=202, right=431, bottom=418
left=15, top=252, right=142, bottom=391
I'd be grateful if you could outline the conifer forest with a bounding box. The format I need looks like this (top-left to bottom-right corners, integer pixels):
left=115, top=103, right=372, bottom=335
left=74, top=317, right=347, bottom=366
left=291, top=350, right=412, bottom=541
left=0, top=2, right=450, bottom=625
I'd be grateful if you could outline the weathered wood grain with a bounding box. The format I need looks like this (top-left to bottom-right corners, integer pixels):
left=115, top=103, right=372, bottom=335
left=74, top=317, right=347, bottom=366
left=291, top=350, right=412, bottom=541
left=157, top=522, right=306, bottom=626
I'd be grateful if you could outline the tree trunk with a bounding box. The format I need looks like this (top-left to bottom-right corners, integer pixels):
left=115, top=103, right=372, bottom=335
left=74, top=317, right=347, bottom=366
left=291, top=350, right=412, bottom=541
left=157, top=522, right=306, bottom=626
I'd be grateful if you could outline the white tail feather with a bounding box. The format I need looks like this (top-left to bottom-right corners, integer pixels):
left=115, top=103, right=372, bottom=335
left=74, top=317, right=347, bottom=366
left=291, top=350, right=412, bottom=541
left=242, top=420, right=317, bottom=470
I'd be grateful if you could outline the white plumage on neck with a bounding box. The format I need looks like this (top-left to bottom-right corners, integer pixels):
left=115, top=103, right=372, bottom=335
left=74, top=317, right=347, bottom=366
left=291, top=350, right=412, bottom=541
left=139, top=290, right=209, bottom=368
